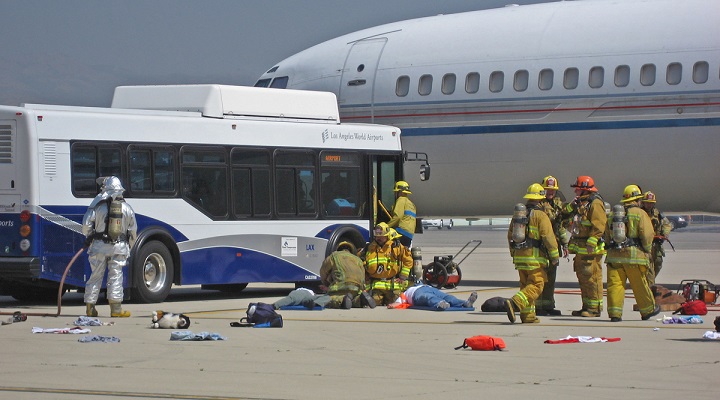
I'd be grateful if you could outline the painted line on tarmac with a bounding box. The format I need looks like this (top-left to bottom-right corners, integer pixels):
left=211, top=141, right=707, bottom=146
left=0, top=386, right=276, bottom=400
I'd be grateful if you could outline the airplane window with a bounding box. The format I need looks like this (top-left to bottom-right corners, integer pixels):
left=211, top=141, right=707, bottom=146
left=513, top=70, right=529, bottom=92
left=465, top=73, right=480, bottom=93
left=640, top=64, right=656, bottom=86
left=266, top=66, right=279, bottom=74
left=254, top=79, right=271, bottom=88
left=396, top=76, right=410, bottom=97
left=419, top=74, right=433, bottom=96
left=564, top=68, right=579, bottom=90
left=589, top=66, right=604, bottom=89
left=442, top=74, right=456, bottom=95
left=357, top=64, right=365, bottom=72
left=693, top=61, right=709, bottom=84
left=270, top=76, right=289, bottom=88
left=666, top=62, right=682, bottom=85
left=614, top=65, right=630, bottom=87
left=538, top=69, right=553, bottom=90
left=489, top=71, right=504, bottom=93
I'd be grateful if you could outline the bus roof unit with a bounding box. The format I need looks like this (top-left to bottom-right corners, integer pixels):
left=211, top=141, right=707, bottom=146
left=111, top=84, right=340, bottom=122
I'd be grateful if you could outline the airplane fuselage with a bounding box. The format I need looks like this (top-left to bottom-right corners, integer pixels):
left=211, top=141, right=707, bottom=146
left=257, top=0, right=720, bottom=216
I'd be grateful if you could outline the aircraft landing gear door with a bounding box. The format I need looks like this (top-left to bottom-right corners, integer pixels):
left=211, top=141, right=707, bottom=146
left=371, top=155, right=401, bottom=224
left=339, top=38, right=387, bottom=122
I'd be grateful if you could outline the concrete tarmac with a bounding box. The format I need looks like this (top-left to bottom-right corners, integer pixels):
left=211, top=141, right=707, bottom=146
left=1, top=225, right=718, bottom=400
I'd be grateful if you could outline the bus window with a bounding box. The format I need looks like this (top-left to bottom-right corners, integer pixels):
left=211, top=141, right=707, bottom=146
left=71, top=144, right=122, bottom=196
left=153, top=149, right=175, bottom=193
left=275, top=150, right=316, bottom=216
left=129, top=149, right=151, bottom=192
left=129, top=147, right=175, bottom=195
left=231, top=148, right=271, bottom=218
left=181, top=147, right=228, bottom=218
left=320, top=151, right=364, bottom=217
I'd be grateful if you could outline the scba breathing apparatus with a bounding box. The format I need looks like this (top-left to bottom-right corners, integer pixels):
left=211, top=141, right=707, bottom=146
left=609, top=185, right=643, bottom=249
left=511, top=184, right=545, bottom=249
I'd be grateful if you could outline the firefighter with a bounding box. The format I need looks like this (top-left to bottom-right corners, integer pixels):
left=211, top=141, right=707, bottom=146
left=605, top=185, right=660, bottom=321
left=387, top=180, right=416, bottom=247
left=536, top=175, right=570, bottom=316
left=318, top=242, right=376, bottom=309
left=640, top=191, right=672, bottom=288
left=564, top=176, right=607, bottom=317
left=505, top=183, right=560, bottom=324
left=362, top=223, right=413, bottom=305
left=82, top=176, right=137, bottom=318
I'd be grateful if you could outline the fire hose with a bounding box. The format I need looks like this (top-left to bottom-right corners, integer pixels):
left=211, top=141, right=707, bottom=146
left=0, top=247, right=85, bottom=318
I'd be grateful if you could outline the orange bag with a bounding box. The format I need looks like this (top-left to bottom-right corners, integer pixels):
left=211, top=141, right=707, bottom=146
left=454, top=335, right=506, bottom=351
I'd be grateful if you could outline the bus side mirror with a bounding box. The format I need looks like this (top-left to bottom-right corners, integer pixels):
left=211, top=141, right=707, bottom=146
left=420, top=164, right=430, bottom=181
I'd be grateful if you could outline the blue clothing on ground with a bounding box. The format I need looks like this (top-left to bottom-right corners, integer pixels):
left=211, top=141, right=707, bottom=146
left=413, top=286, right=466, bottom=309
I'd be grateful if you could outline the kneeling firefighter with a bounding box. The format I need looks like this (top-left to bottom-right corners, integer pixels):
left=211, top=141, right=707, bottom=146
left=362, top=223, right=413, bottom=305
left=82, top=176, right=138, bottom=317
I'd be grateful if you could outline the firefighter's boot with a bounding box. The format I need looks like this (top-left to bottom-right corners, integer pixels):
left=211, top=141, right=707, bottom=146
left=85, top=303, right=98, bottom=317
left=109, top=301, right=131, bottom=318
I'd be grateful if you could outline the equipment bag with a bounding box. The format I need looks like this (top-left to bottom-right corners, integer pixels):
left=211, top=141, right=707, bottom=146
left=480, top=296, right=507, bottom=312
left=673, top=299, right=708, bottom=316
left=454, top=335, right=506, bottom=351
left=231, top=302, right=283, bottom=328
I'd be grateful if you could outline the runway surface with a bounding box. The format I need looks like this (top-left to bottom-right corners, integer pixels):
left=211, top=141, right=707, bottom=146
left=1, top=225, right=718, bottom=399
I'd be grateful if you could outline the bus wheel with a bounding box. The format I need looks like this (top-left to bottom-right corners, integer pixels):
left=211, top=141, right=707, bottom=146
left=132, top=241, right=174, bottom=303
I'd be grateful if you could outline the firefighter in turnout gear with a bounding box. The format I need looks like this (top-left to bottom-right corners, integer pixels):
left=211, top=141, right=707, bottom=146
left=82, top=176, right=137, bottom=318
left=537, top=175, right=570, bottom=316
left=387, top=181, right=417, bottom=247
left=640, top=191, right=672, bottom=287
left=362, top=223, right=413, bottom=305
left=565, top=176, right=607, bottom=317
left=505, top=184, right=560, bottom=324
left=605, top=185, right=660, bottom=321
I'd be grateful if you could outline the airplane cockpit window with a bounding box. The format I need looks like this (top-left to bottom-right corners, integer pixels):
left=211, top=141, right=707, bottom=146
left=640, top=64, right=656, bottom=86
left=589, top=66, right=604, bottom=89
left=666, top=63, right=682, bottom=85
left=465, top=72, right=480, bottom=93
left=615, top=65, right=630, bottom=87
left=514, top=70, right=529, bottom=92
left=266, top=66, right=279, bottom=74
left=419, top=74, right=433, bottom=96
left=693, top=61, right=709, bottom=84
left=564, top=68, right=579, bottom=90
left=270, top=76, right=289, bottom=88
left=442, top=73, right=456, bottom=95
left=489, top=71, right=504, bottom=93
left=538, top=69, right=553, bottom=90
left=396, top=76, right=410, bottom=97
left=254, top=79, right=271, bottom=88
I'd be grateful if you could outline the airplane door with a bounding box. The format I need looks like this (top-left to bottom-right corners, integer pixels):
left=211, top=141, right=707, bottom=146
left=339, top=38, right=387, bottom=121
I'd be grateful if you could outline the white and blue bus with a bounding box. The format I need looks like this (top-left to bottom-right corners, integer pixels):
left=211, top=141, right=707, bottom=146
left=0, top=85, right=428, bottom=303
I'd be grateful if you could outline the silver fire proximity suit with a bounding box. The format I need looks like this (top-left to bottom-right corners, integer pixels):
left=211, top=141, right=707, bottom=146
left=82, top=176, right=137, bottom=317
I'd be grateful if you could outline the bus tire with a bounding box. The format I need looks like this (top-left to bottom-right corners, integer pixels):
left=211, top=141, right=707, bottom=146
left=131, top=240, right=174, bottom=303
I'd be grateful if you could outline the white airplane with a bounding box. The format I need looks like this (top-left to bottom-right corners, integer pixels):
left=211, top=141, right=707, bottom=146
left=255, top=0, right=720, bottom=216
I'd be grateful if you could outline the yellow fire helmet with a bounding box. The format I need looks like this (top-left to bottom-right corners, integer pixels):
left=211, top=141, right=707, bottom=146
left=542, top=175, right=559, bottom=190
left=523, top=183, right=546, bottom=200
left=373, top=222, right=392, bottom=237
left=393, top=180, right=412, bottom=194
left=642, top=191, right=657, bottom=203
left=621, top=184, right=643, bottom=203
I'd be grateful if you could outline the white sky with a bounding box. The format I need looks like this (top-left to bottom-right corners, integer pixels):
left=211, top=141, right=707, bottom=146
left=0, top=0, right=550, bottom=107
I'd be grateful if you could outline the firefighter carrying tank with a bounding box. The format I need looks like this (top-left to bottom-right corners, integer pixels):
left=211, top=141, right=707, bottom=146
left=422, top=240, right=481, bottom=289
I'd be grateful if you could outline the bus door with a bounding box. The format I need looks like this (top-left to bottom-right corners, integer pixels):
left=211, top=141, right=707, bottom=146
left=339, top=38, right=387, bottom=121
left=370, top=155, right=402, bottom=224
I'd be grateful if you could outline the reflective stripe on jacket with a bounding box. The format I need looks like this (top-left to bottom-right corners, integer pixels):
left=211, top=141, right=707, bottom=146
left=507, top=207, right=559, bottom=270
left=605, top=205, right=653, bottom=265
left=567, top=197, right=607, bottom=255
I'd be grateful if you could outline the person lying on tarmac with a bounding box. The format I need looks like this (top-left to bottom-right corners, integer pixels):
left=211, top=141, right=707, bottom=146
left=388, top=284, right=478, bottom=310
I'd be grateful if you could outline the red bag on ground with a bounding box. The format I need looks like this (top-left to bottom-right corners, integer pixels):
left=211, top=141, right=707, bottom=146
left=673, top=299, right=707, bottom=315
left=455, top=335, right=506, bottom=351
